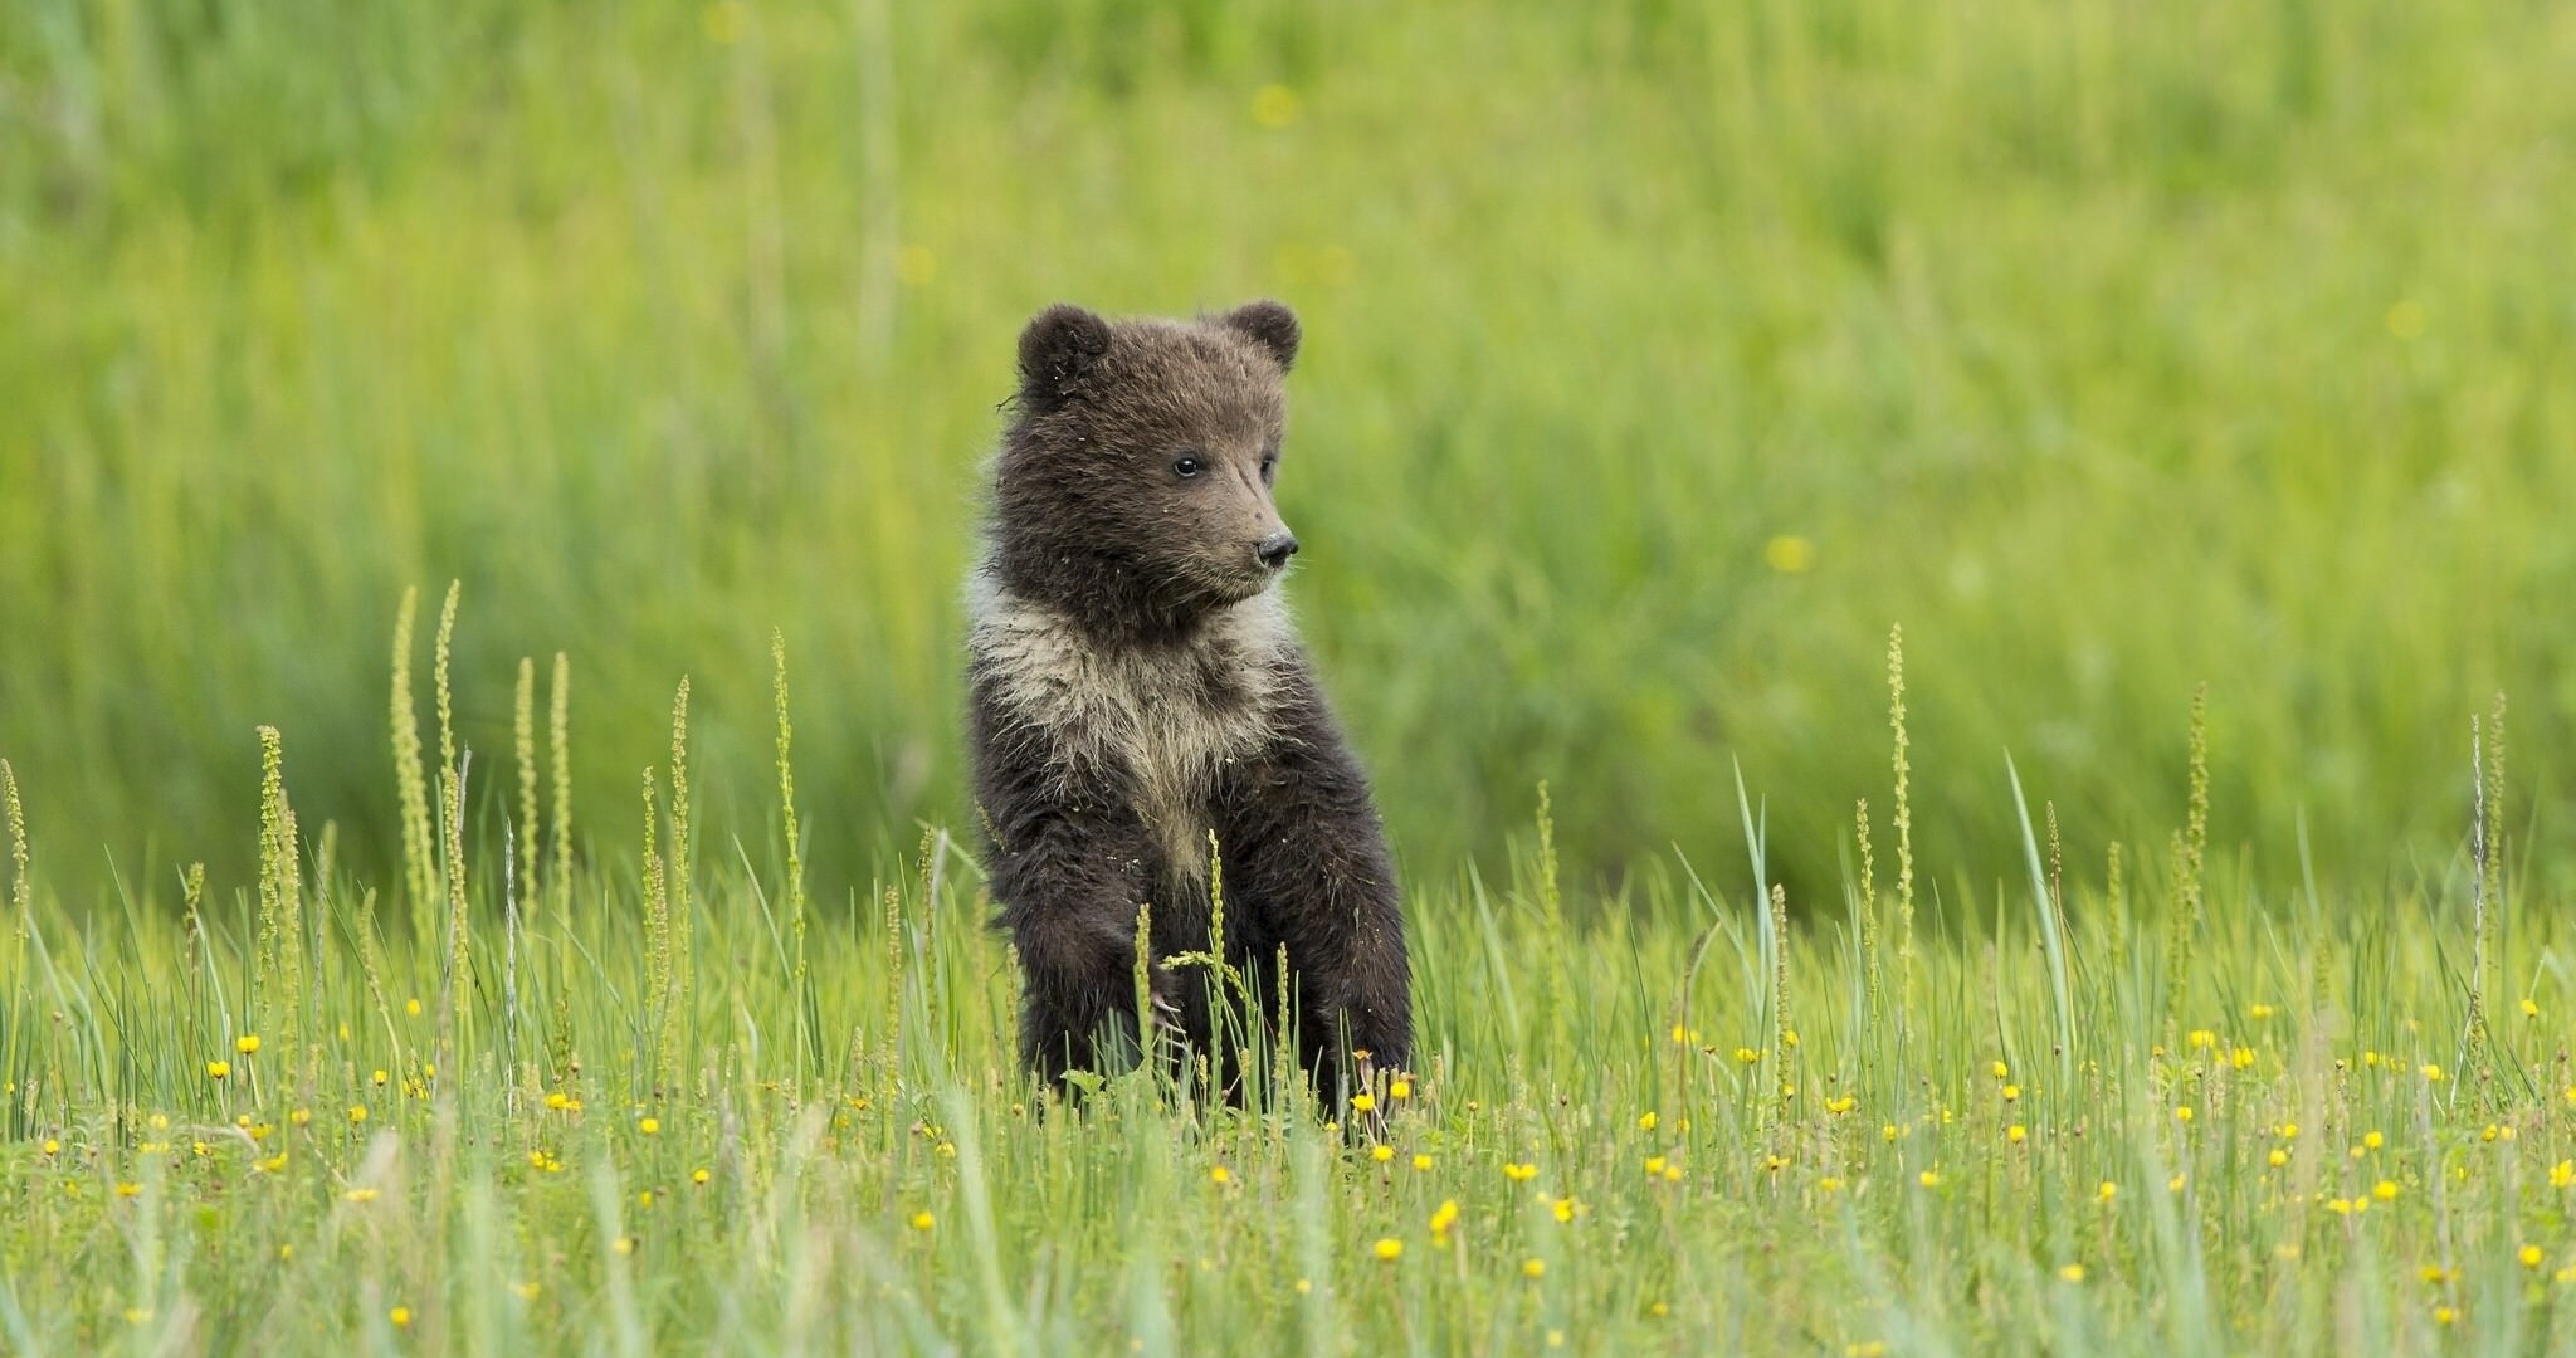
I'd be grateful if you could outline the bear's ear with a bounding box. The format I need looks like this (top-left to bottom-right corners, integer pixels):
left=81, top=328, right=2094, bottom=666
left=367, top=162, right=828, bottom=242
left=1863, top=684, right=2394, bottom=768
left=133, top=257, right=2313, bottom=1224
left=1219, top=299, right=1300, bottom=372
left=1016, top=304, right=1113, bottom=406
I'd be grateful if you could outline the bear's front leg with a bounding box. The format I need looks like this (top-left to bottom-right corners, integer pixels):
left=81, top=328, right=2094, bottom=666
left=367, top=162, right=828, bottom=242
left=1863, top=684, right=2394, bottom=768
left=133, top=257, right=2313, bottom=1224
left=1216, top=677, right=1413, bottom=1099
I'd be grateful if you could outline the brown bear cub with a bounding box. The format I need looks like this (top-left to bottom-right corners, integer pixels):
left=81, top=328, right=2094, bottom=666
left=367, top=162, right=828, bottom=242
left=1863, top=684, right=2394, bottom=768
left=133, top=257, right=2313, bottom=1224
left=967, top=299, right=1411, bottom=1099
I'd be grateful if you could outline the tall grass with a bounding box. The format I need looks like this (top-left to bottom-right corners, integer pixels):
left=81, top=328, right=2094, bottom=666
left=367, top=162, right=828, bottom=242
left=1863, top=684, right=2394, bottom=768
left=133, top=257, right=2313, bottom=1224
left=4, top=0, right=2574, bottom=900
left=2, top=598, right=2572, bottom=1352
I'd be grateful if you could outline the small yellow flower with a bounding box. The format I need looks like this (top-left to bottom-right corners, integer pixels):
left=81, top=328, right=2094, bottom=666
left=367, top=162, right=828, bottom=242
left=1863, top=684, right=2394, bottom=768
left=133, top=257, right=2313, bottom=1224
left=206, top=1060, right=230, bottom=1081
left=260, top=1153, right=287, bottom=1173
left=1293, top=1278, right=1312, bottom=1295
left=1411, top=1154, right=1433, bottom=1171
left=2419, top=1265, right=2449, bottom=1284
left=1389, top=1079, right=1412, bottom=1100
left=2523, top=998, right=2540, bottom=1019
left=404, top=998, right=421, bottom=1017
left=1372, top=1238, right=1403, bottom=1261
left=1644, top=1155, right=1668, bottom=1176
left=2249, top=1003, right=2275, bottom=1020
left=347, top=1106, right=368, bottom=1124
left=373, top=1070, right=389, bottom=1088
left=638, top=1190, right=655, bottom=1209
left=2188, top=1030, right=2216, bottom=1051
left=1734, top=1047, right=1760, bottom=1065
left=2058, top=1263, right=2085, bottom=1283
left=692, top=1168, right=711, bottom=1185
left=638, top=1117, right=660, bottom=1135
left=1819, top=1176, right=1844, bottom=1193
left=2097, top=1181, right=2118, bottom=1203
left=1990, top=1060, right=2010, bottom=1081
left=514, top=1281, right=540, bottom=1301
left=1825, top=1095, right=1857, bottom=1115
left=2421, top=1063, right=2443, bottom=1083
left=1638, top=1111, right=1658, bottom=1131
left=1847, top=1343, right=1889, bottom=1357
left=2363, top=1130, right=2384, bottom=1151
left=1662, top=1163, right=1683, bottom=1183
left=1782, top=1029, right=1799, bottom=1048
left=1210, top=1165, right=1234, bottom=1184
left=1350, top=1093, right=1375, bottom=1114
left=910, top=1212, right=935, bottom=1232
left=1504, top=1162, right=1538, bottom=1183
left=115, top=1181, right=141, bottom=1198
left=389, top=1306, right=411, bottom=1328
left=289, top=1108, right=311, bottom=1127
left=279, top=1244, right=294, bottom=1261
left=2372, top=1179, right=2399, bottom=1201
left=2433, top=1305, right=2456, bottom=1327
left=2481, top=1124, right=2500, bottom=1143
left=613, top=1237, right=636, bottom=1256
left=1551, top=1196, right=1577, bottom=1223
left=2267, top=1149, right=2288, bottom=1168
left=42, top=1139, right=59, bottom=1156
left=1880, top=1123, right=1900, bottom=1143
left=2175, top=1106, right=2193, bottom=1123
left=2276, top=1122, right=2299, bottom=1140
left=344, top=1188, right=379, bottom=1203
left=1250, top=85, right=1302, bottom=130
left=2522, top=1245, right=2545, bottom=1269
left=235, top=1034, right=260, bottom=1055
left=1765, top=536, right=1816, bottom=574
left=1370, top=1145, right=1394, bottom=1164
left=1918, top=1169, right=1941, bottom=1189
left=1430, top=1200, right=1458, bottom=1235
left=2551, top=1160, right=2573, bottom=1189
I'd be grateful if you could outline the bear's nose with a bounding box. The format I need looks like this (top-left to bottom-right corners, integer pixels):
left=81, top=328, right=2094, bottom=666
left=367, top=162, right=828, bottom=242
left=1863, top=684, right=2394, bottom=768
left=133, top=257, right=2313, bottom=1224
left=1256, top=532, right=1300, bottom=570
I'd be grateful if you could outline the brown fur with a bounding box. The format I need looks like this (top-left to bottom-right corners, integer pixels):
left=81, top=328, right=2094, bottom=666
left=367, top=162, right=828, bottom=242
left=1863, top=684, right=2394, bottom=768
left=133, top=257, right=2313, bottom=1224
left=968, top=301, right=1412, bottom=1099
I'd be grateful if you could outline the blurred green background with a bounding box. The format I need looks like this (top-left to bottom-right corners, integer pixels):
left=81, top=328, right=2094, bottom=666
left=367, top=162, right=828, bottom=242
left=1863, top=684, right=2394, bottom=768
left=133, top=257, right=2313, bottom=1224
left=3, top=0, right=2572, bottom=910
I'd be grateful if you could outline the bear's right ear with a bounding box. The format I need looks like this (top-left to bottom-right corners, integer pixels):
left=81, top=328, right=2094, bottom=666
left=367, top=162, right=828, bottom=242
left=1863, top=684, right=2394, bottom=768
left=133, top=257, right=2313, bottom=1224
left=1017, top=304, right=1113, bottom=407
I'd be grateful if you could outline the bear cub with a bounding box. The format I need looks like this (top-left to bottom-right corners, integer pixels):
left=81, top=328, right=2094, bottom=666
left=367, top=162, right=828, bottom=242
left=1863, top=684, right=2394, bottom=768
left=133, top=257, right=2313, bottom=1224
left=967, top=299, right=1411, bottom=1097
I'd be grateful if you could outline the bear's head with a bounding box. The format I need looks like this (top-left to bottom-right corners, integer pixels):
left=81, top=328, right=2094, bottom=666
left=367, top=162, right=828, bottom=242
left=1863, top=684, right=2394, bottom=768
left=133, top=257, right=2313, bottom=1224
left=987, top=300, right=1306, bottom=642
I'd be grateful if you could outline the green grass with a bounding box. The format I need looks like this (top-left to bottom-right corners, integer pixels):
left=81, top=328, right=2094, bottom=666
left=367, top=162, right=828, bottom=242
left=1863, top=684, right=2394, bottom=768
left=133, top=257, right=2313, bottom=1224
left=4, top=0, right=2574, bottom=898
left=2, top=633, right=2570, bottom=1355
left=6, top=2, right=2576, bottom=1351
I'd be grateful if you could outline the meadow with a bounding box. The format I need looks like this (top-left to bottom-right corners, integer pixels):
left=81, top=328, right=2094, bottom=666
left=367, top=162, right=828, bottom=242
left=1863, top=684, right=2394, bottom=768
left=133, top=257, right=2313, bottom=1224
left=6, top=0, right=2576, bottom=1352
left=1, top=619, right=2567, bottom=1355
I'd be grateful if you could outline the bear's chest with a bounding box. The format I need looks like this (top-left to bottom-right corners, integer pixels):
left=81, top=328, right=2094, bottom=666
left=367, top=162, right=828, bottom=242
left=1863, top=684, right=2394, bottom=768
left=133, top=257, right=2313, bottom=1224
left=972, top=585, right=1292, bottom=877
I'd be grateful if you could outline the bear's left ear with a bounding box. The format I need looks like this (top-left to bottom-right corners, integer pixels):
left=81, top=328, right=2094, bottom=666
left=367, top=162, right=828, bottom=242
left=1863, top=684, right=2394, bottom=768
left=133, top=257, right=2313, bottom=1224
left=1219, top=299, right=1300, bottom=372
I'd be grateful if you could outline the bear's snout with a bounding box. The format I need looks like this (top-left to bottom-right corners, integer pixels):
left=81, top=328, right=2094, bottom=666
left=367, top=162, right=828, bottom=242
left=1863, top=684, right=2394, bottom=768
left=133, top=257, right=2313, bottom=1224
left=1256, top=531, right=1300, bottom=571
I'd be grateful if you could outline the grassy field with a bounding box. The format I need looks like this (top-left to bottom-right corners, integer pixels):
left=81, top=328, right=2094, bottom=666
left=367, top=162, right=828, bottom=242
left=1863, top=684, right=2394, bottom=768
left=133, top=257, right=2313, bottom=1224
left=7, top=1, right=2576, bottom=1353
left=4, top=0, right=2573, bottom=898
left=1, top=625, right=2567, bottom=1355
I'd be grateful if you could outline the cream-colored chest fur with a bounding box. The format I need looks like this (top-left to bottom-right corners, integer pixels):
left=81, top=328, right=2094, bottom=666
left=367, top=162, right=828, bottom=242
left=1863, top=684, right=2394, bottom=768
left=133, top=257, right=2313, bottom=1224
left=970, top=578, right=1294, bottom=878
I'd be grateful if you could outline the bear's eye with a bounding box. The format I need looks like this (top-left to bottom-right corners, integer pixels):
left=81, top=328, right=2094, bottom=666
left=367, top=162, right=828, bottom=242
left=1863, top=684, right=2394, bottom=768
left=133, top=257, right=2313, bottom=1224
left=1172, top=455, right=1204, bottom=479
left=1259, top=455, right=1278, bottom=485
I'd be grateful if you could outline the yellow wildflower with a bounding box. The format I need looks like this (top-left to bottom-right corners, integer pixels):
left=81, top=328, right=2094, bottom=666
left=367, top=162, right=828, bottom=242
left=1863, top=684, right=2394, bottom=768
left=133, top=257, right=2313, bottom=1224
left=2058, top=1263, right=2085, bottom=1283
left=1523, top=1257, right=1546, bottom=1278
left=1372, top=1238, right=1402, bottom=1261
left=235, top=1034, right=260, bottom=1055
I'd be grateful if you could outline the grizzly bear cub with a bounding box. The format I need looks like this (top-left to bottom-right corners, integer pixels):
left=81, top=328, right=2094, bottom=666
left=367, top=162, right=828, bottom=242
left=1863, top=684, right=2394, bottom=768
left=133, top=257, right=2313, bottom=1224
left=967, top=299, right=1411, bottom=1097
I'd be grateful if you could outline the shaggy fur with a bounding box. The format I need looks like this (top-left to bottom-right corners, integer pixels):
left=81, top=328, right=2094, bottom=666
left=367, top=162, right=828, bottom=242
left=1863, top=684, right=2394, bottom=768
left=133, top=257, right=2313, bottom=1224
left=968, top=300, right=1412, bottom=1095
